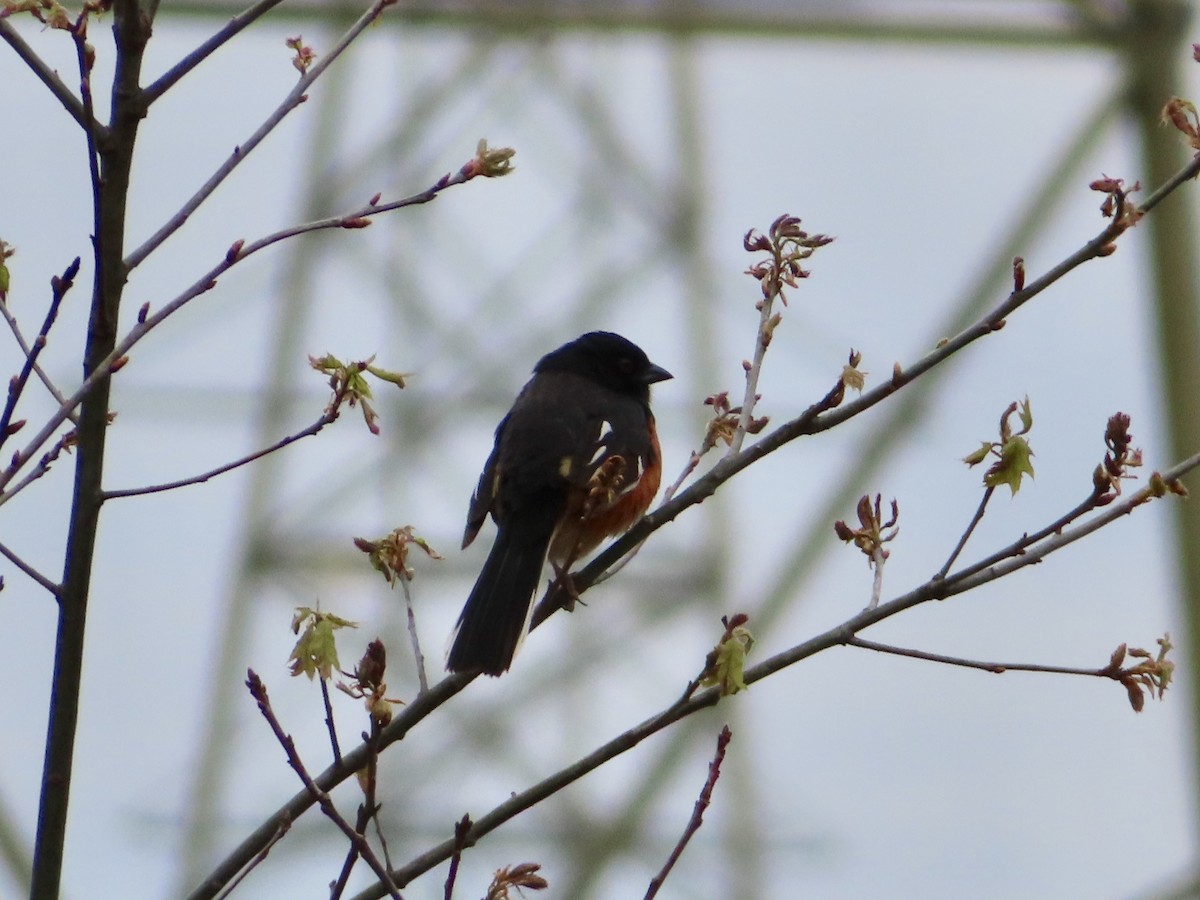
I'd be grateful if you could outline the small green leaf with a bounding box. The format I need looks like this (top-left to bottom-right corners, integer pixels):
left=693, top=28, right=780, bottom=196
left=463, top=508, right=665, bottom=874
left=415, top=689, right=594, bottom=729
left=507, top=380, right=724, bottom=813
left=1017, top=396, right=1033, bottom=434
left=985, top=435, right=1035, bottom=495
left=287, top=608, right=357, bottom=680
left=701, top=626, right=754, bottom=696
left=962, top=442, right=993, bottom=467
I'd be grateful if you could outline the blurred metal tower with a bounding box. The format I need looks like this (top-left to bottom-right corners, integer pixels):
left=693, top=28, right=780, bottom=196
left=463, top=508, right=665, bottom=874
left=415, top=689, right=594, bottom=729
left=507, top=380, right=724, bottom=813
left=159, top=2, right=1199, bottom=896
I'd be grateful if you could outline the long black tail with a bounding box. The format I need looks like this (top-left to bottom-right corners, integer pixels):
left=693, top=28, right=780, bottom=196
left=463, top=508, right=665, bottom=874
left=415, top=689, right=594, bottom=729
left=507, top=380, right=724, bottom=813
left=447, top=506, right=560, bottom=676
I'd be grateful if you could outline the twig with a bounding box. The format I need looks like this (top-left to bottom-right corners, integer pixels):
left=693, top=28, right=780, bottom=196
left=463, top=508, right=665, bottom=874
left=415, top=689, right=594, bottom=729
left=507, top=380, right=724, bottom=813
left=936, top=485, right=994, bottom=579
left=0, top=257, right=80, bottom=453
left=730, top=297, right=773, bottom=456
left=321, top=678, right=342, bottom=766
left=348, top=455, right=1200, bottom=900
left=553, top=153, right=1200, bottom=612
left=644, top=725, right=732, bottom=899
left=212, top=815, right=291, bottom=900
left=102, top=384, right=348, bottom=499
left=0, top=297, right=78, bottom=426
left=72, top=12, right=103, bottom=247
left=192, top=156, right=1200, bottom=900
left=399, top=577, right=429, bottom=694
left=0, top=168, right=469, bottom=502
left=125, top=0, right=398, bottom=271
left=868, top=544, right=886, bottom=611
left=245, top=670, right=402, bottom=900
left=847, top=636, right=1112, bottom=677
left=941, top=490, right=1104, bottom=587
left=0, top=431, right=73, bottom=510
left=142, top=0, right=289, bottom=103
left=330, top=721, right=386, bottom=899
left=0, top=18, right=98, bottom=133
left=0, top=538, right=58, bottom=595
left=443, top=815, right=472, bottom=900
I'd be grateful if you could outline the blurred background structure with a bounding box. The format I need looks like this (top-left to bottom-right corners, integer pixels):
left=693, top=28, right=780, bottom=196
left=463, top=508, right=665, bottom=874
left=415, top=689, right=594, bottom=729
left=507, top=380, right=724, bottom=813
left=3, top=1, right=1200, bottom=898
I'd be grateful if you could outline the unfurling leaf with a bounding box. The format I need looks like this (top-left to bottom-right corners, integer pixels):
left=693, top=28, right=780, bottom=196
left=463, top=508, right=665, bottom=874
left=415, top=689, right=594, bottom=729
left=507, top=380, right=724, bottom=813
left=984, top=435, right=1035, bottom=495
left=288, top=607, right=357, bottom=680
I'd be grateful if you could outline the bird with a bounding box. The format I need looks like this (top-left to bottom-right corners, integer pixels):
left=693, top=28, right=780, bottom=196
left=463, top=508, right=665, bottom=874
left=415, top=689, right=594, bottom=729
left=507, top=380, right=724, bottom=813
left=447, top=331, right=672, bottom=676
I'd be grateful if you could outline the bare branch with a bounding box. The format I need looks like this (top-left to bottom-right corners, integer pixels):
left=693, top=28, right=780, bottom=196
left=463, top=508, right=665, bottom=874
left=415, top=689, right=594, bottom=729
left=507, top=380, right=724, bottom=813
left=192, top=152, right=1200, bottom=900
left=0, top=19, right=98, bottom=133
left=398, top=576, right=430, bottom=694
left=0, top=257, right=80, bottom=453
left=565, top=152, right=1200, bottom=602
left=442, top=815, right=471, bottom=900
left=245, top=671, right=402, bottom=900
left=645, top=725, right=732, bottom=899
left=142, top=0, right=289, bottom=103
left=936, top=486, right=994, bottom=579
left=211, top=817, right=290, bottom=900
left=102, top=386, right=346, bottom=499
left=124, top=0, right=399, bottom=271
left=0, top=168, right=469, bottom=503
left=847, top=636, right=1112, bottom=676
left=0, top=538, right=58, bottom=595
left=0, top=296, right=78, bottom=426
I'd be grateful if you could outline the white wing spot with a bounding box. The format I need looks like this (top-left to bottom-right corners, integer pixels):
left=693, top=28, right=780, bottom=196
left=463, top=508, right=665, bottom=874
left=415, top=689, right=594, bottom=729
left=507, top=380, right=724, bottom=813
left=588, top=420, right=614, bottom=466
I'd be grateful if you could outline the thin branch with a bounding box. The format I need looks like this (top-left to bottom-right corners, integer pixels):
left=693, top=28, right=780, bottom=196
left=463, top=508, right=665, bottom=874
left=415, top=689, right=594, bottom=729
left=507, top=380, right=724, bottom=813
left=330, top=721, right=384, bottom=899
left=360, top=468, right=1200, bottom=900
left=560, top=153, right=1200, bottom=605
left=142, top=0, right=289, bottom=101
left=102, top=389, right=346, bottom=499
left=0, top=168, right=469, bottom=504
left=0, top=430, right=74, bottom=509
left=202, top=435, right=1190, bottom=900
left=0, top=538, right=59, bottom=595
left=245, top=671, right=402, bottom=900
left=0, top=297, right=78, bottom=426
left=399, top=577, right=430, bottom=694
left=125, top=0, right=398, bottom=272
left=0, top=18, right=98, bottom=133
left=192, top=158, right=1200, bottom=900
left=729, top=293, right=772, bottom=456
left=867, top=544, right=886, bottom=611
left=72, top=13, right=104, bottom=243
left=0, top=257, right=80, bottom=453
left=442, top=815, right=471, bottom=900
left=942, top=490, right=1104, bottom=587
left=846, top=636, right=1112, bottom=676
left=321, top=678, right=342, bottom=766
left=936, top=485, right=994, bottom=579
left=212, top=817, right=290, bottom=900
left=644, top=725, right=732, bottom=899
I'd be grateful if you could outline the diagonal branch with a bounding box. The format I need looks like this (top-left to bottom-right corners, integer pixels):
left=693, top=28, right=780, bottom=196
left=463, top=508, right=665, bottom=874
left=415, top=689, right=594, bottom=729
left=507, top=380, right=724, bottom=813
left=0, top=19, right=100, bottom=134
left=0, top=257, right=80, bottom=453
left=141, top=0, right=290, bottom=105
left=245, top=671, right=402, bottom=899
left=552, top=151, right=1200, bottom=608
left=124, top=0, right=398, bottom=272
left=193, top=445, right=1200, bottom=900
left=0, top=538, right=58, bottom=595
left=0, top=166, right=470, bottom=507
left=644, top=725, right=732, bottom=899
left=847, top=636, right=1114, bottom=676
left=102, top=379, right=350, bottom=499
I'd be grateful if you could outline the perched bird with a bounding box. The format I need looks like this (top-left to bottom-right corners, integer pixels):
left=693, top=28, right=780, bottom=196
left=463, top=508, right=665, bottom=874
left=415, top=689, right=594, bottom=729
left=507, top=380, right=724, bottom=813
left=447, top=331, right=672, bottom=676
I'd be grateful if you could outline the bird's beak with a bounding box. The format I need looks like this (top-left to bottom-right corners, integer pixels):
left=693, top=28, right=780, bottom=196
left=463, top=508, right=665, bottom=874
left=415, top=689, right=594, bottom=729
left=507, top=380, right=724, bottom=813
left=643, top=363, right=673, bottom=384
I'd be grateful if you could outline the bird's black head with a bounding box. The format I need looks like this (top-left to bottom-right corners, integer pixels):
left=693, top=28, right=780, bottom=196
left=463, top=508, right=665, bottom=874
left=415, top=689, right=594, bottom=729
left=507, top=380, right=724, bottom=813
left=535, top=331, right=672, bottom=397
